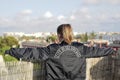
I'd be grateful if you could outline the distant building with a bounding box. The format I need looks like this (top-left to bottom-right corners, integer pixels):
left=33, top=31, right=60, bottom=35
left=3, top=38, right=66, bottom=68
left=108, top=40, right=120, bottom=48
left=3, top=32, right=55, bottom=38
left=3, top=32, right=24, bottom=37
left=21, top=41, right=48, bottom=48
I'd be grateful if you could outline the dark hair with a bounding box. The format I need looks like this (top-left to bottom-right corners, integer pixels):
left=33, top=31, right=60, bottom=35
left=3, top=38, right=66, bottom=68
left=57, top=24, right=73, bottom=44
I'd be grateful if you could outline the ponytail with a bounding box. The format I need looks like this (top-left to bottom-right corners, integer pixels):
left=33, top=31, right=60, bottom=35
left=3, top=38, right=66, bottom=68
left=57, top=24, right=73, bottom=44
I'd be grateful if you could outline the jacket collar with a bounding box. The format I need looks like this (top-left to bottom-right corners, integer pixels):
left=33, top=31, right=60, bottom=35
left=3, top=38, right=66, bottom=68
left=60, top=41, right=69, bottom=45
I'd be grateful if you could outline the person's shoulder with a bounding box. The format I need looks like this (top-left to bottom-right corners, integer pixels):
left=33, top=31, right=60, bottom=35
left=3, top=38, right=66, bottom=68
left=48, top=43, right=59, bottom=47
left=72, top=42, right=84, bottom=46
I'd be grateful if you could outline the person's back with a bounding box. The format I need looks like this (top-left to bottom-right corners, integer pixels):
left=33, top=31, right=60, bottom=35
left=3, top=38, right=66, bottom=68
left=45, top=42, right=86, bottom=80
left=4, top=24, right=116, bottom=80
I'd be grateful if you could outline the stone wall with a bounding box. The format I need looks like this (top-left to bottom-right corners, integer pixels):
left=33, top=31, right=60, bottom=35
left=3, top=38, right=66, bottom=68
left=0, top=56, right=120, bottom=80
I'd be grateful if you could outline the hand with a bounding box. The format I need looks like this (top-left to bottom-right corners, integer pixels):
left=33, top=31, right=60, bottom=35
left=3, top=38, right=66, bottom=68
left=4, top=50, right=9, bottom=55
left=112, top=48, right=118, bottom=57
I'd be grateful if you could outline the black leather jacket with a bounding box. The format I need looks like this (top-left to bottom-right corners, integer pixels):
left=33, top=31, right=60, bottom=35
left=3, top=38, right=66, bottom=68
left=5, top=41, right=115, bottom=80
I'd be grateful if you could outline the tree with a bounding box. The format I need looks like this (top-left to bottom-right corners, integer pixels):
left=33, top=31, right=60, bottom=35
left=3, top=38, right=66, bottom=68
left=74, top=34, right=81, bottom=39
left=20, top=35, right=30, bottom=41
left=0, top=36, right=8, bottom=48
left=89, top=31, right=96, bottom=40
left=0, top=36, right=2, bottom=48
left=99, top=34, right=103, bottom=40
left=46, top=35, right=57, bottom=43
left=0, top=36, right=18, bottom=61
left=80, top=32, right=88, bottom=42
left=2, top=36, right=19, bottom=47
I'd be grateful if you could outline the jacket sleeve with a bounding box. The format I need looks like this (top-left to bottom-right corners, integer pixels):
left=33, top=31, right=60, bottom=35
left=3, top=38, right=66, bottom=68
left=5, top=46, right=50, bottom=61
left=82, top=46, right=115, bottom=58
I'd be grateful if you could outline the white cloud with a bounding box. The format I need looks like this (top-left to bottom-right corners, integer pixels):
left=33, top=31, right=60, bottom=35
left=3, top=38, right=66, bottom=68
left=70, top=15, right=75, bottom=20
left=80, top=7, right=89, bottom=13
left=84, top=0, right=99, bottom=4
left=115, top=14, right=120, bottom=18
left=0, top=9, right=120, bottom=33
left=98, top=14, right=108, bottom=21
left=0, top=17, right=13, bottom=27
left=84, top=0, right=120, bottom=5
left=44, top=11, right=53, bottom=18
left=57, top=15, right=65, bottom=20
left=19, top=9, right=32, bottom=15
left=109, top=0, right=120, bottom=4
left=85, top=15, right=92, bottom=19
left=71, top=8, right=91, bottom=20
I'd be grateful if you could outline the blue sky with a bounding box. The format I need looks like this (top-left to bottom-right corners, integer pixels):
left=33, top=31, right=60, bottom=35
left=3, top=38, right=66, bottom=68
left=0, top=0, right=120, bottom=35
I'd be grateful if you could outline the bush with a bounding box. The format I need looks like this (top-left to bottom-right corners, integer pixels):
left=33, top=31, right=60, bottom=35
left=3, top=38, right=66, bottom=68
left=3, top=55, right=18, bottom=62
left=0, top=36, right=18, bottom=62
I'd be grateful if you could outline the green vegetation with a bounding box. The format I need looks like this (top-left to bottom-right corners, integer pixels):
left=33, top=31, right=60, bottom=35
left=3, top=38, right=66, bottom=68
left=89, top=31, right=96, bottom=40
left=99, top=34, right=103, bottom=40
left=80, top=32, right=88, bottom=42
left=46, top=35, right=57, bottom=43
left=74, top=31, right=97, bottom=42
left=3, top=55, right=18, bottom=61
left=0, top=36, right=18, bottom=61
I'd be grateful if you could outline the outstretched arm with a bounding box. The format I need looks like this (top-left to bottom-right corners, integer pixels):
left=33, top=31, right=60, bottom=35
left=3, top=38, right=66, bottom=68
left=5, top=46, right=50, bottom=61
left=82, top=46, right=116, bottom=58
